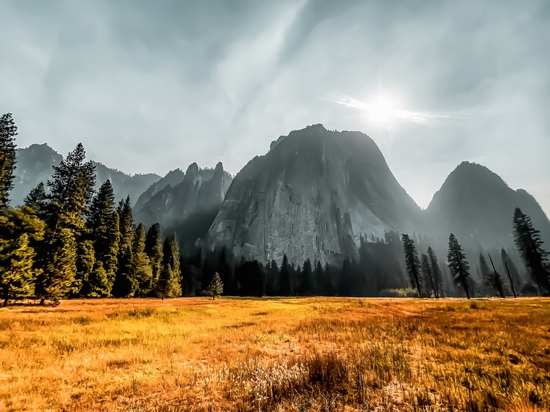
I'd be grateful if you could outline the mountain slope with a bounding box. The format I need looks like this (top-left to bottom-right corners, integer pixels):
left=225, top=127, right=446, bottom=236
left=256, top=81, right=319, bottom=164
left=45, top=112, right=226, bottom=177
left=207, top=124, right=425, bottom=265
left=426, top=161, right=550, bottom=250
left=12, top=144, right=161, bottom=206
left=134, top=162, right=232, bottom=229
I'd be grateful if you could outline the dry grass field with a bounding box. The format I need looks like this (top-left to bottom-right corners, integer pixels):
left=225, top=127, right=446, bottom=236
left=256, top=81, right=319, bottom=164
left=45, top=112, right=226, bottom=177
left=1, top=297, right=549, bottom=411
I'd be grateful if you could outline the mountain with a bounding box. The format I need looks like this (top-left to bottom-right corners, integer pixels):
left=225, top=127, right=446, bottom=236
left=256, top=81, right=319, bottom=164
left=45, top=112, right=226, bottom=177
left=133, top=168, right=186, bottom=213
left=11, top=143, right=62, bottom=206
left=426, top=161, right=550, bottom=251
left=12, top=144, right=161, bottom=206
left=207, top=124, right=425, bottom=266
left=92, top=163, right=160, bottom=205
left=134, top=162, right=233, bottom=229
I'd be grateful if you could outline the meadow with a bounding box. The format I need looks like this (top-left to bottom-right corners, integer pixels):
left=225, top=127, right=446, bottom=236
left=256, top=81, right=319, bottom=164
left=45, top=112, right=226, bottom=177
left=1, top=297, right=549, bottom=411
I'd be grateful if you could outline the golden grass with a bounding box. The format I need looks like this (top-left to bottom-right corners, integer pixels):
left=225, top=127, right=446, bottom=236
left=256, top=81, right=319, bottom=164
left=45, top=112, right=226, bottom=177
left=1, top=297, right=549, bottom=411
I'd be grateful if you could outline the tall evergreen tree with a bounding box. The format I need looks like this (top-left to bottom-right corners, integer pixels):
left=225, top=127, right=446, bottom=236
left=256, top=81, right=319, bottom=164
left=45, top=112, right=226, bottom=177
left=266, top=259, right=280, bottom=296
left=133, top=223, right=153, bottom=296
left=0, top=234, right=38, bottom=306
left=300, top=259, right=315, bottom=296
left=157, top=235, right=182, bottom=298
left=314, top=261, right=327, bottom=296
left=427, top=247, right=443, bottom=298
left=74, top=239, right=96, bottom=297
left=113, top=197, right=137, bottom=297
left=421, top=253, right=435, bottom=297
left=513, top=208, right=550, bottom=294
left=0, top=113, right=18, bottom=208
left=0, top=206, right=45, bottom=304
left=280, top=254, right=293, bottom=295
left=145, top=223, right=163, bottom=290
left=447, top=234, right=472, bottom=299
left=39, top=144, right=95, bottom=302
left=402, top=234, right=422, bottom=297
left=46, top=143, right=96, bottom=235
left=89, top=180, right=119, bottom=294
left=38, top=228, right=77, bottom=302
left=88, top=261, right=109, bottom=298
left=24, top=183, right=48, bottom=219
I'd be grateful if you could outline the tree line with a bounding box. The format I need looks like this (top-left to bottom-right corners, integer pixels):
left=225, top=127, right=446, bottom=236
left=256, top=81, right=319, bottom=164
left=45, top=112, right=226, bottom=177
left=401, top=208, right=550, bottom=298
left=0, top=113, right=182, bottom=305
left=1, top=112, right=549, bottom=303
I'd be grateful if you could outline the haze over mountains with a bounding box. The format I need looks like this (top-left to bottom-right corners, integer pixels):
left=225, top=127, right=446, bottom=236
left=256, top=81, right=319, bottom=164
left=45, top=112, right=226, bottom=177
left=11, top=125, right=550, bottom=268
left=13, top=144, right=161, bottom=207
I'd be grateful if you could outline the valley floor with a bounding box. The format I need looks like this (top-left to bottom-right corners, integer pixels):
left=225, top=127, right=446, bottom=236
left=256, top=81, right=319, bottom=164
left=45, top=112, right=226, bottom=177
left=1, top=297, right=549, bottom=411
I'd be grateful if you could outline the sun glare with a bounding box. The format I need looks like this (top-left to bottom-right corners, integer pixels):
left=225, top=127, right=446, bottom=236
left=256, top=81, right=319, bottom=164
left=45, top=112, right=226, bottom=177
left=368, top=97, right=396, bottom=123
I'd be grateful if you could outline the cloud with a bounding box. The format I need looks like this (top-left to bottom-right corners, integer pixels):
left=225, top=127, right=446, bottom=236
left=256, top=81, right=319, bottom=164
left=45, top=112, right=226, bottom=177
left=0, top=0, right=548, bottom=215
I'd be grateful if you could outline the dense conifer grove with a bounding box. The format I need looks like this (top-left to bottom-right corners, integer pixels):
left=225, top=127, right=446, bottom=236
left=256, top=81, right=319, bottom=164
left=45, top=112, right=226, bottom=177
left=1, top=113, right=549, bottom=304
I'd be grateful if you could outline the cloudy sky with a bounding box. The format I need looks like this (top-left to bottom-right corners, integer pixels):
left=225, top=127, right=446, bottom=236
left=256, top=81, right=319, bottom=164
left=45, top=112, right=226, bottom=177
left=1, top=0, right=549, bottom=214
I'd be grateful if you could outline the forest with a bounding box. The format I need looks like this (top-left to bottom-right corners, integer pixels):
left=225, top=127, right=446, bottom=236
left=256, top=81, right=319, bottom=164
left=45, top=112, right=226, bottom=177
left=1, top=112, right=549, bottom=305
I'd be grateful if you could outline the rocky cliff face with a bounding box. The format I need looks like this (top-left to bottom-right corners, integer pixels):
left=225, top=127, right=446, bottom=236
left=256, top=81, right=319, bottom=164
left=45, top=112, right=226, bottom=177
left=134, top=162, right=232, bottom=229
left=426, top=161, right=550, bottom=250
left=208, top=124, right=425, bottom=265
left=12, top=144, right=161, bottom=206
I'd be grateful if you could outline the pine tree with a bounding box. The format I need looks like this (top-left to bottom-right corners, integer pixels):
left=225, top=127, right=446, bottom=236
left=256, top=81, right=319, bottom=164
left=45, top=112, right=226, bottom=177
left=0, top=234, right=40, bottom=306
left=133, top=223, right=153, bottom=296
left=40, top=144, right=95, bottom=303
left=315, top=261, right=327, bottom=296
left=157, top=235, right=182, bottom=299
left=266, top=259, right=279, bottom=296
left=300, top=259, right=314, bottom=295
left=46, top=143, right=96, bottom=235
left=207, top=272, right=224, bottom=299
left=38, top=228, right=77, bottom=303
left=0, top=113, right=18, bottom=208
left=427, top=247, right=443, bottom=298
left=402, top=234, right=422, bottom=297
left=113, top=197, right=137, bottom=297
left=87, top=261, right=110, bottom=298
left=24, top=183, right=48, bottom=219
left=447, top=234, right=472, bottom=299
left=145, top=223, right=163, bottom=290
left=280, top=254, right=292, bottom=295
left=0, top=206, right=46, bottom=305
left=421, top=253, right=435, bottom=297
left=89, top=181, right=119, bottom=293
left=513, top=208, right=550, bottom=294
left=74, top=239, right=95, bottom=297
left=0, top=206, right=46, bottom=243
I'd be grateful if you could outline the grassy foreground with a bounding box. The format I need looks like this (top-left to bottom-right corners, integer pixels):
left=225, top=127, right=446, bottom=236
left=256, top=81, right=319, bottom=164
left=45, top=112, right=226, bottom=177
left=1, top=298, right=549, bottom=411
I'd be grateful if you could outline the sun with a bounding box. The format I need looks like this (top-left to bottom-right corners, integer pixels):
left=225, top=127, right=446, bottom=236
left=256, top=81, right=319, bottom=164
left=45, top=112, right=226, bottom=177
left=368, top=97, right=397, bottom=123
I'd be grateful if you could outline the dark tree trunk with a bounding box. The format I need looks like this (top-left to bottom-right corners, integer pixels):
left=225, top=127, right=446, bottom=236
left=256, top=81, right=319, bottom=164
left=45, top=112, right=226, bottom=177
left=504, top=262, right=517, bottom=298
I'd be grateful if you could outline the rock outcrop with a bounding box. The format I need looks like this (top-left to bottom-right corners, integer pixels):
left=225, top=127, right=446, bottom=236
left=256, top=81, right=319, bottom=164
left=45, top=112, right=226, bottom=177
left=134, top=162, right=232, bottom=229
left=207, top=124, right=425, bottom=265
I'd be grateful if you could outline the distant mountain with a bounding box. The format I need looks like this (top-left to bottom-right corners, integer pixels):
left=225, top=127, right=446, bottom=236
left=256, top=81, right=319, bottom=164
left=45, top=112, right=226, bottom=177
left=208, top=124, right=425, bottom=266
left=133, top=168, right=186, bottom=213
left=426, top=161, right=550, bottom=251
left=12, top=144, right=161, bottom=206
left=134, top=162, right=233, bottom=229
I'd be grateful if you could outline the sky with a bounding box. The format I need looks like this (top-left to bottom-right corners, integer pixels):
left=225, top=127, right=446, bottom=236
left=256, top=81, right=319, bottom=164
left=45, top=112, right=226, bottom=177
left=1, top=0, right=549, bottom=215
